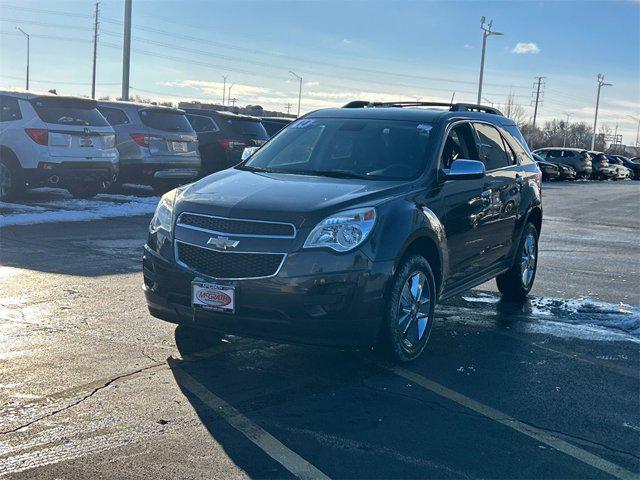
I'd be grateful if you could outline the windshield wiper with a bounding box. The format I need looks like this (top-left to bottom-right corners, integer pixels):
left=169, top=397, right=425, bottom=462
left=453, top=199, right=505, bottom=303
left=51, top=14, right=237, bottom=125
left=236, top=165, right=273, bottom=173
left=311, top=170, right=372, bottom=179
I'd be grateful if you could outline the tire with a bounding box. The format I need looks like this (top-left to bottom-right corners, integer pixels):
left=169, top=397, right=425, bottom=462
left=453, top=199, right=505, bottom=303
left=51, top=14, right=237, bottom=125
left=379, top=255, right=437, bottom=363
left=496, top=223, right=539, bottom=301
left=68, top=182, right=99, bottom=199
left=0, top=154, right=24, bottom=201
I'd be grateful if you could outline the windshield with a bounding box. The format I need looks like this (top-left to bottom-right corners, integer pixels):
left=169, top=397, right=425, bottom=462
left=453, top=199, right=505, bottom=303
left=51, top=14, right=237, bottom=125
left=139, top=109, right=193, bottom=132
left=241, top=118, right=432, bottom=180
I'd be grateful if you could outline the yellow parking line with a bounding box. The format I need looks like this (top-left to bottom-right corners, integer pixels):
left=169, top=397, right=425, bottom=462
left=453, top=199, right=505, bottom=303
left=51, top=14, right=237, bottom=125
left=170, top=359, right=331, bottom=480
left=386, top=365, right=637, bottom=480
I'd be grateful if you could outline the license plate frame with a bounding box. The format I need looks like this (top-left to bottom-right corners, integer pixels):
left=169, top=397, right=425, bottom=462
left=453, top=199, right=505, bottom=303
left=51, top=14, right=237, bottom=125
left=192, top=282, right=235, bottom=314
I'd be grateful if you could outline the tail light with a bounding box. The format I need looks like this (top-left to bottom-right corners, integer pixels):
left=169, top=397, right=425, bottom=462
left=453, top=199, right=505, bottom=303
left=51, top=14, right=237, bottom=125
left=131, top=133, right=163, bottom=147
left=25, top=128, right=48, bottom=145
left=218, top=139, right=245, bottom=151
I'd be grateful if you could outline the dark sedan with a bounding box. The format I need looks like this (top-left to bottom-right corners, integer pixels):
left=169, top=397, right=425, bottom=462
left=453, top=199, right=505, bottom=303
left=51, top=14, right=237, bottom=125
left=532, top=153, right=560, bottom=181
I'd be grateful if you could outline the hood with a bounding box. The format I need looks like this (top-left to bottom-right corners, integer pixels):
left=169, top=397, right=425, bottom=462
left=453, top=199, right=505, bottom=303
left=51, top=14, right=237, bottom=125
left=175, top=168, right=407, bottom=228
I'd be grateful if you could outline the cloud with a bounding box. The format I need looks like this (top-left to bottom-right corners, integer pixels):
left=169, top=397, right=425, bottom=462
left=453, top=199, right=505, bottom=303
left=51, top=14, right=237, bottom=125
left=463, top=44, right=474, bottom=49
left=163, top=80, right=269, bottom=97
left=305, top=81, right=320, bottom=87
left=342, top=39, right=352, bottom=44
left=511, top=42, right=540, bottom=54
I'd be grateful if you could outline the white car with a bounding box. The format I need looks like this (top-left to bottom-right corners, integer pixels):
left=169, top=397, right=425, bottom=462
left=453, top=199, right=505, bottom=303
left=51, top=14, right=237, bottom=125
left=0, top=91, right=119, bottom=200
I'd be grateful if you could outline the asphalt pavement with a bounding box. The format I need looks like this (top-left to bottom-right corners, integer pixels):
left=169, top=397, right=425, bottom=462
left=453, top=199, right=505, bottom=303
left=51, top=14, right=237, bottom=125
left=0, top=181, right=638, bottom=479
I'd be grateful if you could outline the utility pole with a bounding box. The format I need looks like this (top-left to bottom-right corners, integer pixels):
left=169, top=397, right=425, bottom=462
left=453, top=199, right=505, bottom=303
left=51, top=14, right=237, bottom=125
left=591, top=74, right=612, bottom=150
left=530, top=76, right=545, bottom=145
left=285, top=103, right=292, bottom=115
left=121, top=0, right=132, bottom=101
left=563, top=112, right=573, bottom=147
left=628, top=115, right=640, bottom=146
left=230, top=98, right=237, bottom=108
left=16, top=27, right=29, bottom=90
left=289, top=71, right=302, bottom=117
left=91, top=2, right=99, bottom=99
left=227, top=84, right=234, bottom=108
left=477, top=17, right=503, bottom=105
left=221, top=75, right=228, bottom=106
left=450, top=92, right=456, bottom=104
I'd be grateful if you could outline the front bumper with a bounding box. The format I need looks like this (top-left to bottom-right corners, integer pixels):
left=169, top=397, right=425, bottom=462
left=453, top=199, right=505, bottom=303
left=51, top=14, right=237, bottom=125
left=142, top=245, right=392, bottom=347
left=24, top=161, right=118, bottom=187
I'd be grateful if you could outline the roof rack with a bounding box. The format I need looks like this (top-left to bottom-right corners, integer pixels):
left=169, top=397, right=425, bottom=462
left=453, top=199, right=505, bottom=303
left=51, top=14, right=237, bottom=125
left=342, top=100, right=503, bottom=116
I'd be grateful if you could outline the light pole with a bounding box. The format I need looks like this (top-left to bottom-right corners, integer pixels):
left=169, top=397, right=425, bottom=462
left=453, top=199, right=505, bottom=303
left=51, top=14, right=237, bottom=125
left=227, top=84, right=234, bottom=108
left=563, top=112, right=573, bottom=147
left=591, top=73, right=612, bottom=150
left=16, top=27, right=29, bottom=90
left=628, top=115, right=640, bottom=147
left=222, top=75, right=228, bottom=106
left=477, top=17, right=503, bottom=105
left=289, top=71, right=302, bottom=117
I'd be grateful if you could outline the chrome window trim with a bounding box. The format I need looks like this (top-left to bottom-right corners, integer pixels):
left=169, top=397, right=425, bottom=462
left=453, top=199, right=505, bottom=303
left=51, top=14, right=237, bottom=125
left=176, top=212, right=297, bottom=239
left=174, top=239, right=287, bottom=281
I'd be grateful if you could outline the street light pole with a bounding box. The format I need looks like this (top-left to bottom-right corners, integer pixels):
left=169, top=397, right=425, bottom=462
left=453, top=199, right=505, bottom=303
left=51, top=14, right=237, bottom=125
left=16, top=27, right=29, bottom=90
left=591, top=73, right=612, bottom=150
left=221, top=75, right=228, bottom=106
left=477, top=17, right=503, bottom=105
left=627, top=115, right=640, bottom=147
left=289, top=71, right=302, bottom=117
left=227, top=84, right=234, bottom=108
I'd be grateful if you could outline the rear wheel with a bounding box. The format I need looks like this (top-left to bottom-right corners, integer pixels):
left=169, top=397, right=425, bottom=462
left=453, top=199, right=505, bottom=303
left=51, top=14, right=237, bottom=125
left=496, top=223, right=539, bottom=300
left=0, top=155, right=24, bottom=201
left=68, top=182, right=99, bottom=199
left=379, top=255, right=437, bottom=362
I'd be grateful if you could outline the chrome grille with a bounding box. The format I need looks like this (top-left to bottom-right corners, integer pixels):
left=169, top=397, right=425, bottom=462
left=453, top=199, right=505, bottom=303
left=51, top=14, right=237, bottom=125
left=176, top=241, right=284, bottom=279
left=177, top=213, right=295, bottom=238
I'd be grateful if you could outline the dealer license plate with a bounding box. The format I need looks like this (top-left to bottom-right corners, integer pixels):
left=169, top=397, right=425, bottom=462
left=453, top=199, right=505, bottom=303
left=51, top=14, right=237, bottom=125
left=192, top=282, right=235, bottom=313
left=171, top=141, right=188, bottom=152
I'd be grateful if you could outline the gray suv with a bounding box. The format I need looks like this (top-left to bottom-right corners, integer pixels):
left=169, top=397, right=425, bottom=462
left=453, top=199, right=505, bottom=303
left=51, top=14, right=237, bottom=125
left=97, top=101, right=200, bottom=192
left=533, top=147, right=592, bottom=179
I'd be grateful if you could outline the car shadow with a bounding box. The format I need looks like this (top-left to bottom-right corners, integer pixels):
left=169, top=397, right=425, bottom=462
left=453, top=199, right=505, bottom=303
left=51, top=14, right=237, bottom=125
left=164, top=292, right=636, bottom=479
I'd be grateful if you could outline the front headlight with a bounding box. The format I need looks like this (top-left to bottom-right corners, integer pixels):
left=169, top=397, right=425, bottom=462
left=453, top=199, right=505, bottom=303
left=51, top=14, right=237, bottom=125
left=304, top=207, right=377, bottom=252
left=149, top=189, right=177, bottom=234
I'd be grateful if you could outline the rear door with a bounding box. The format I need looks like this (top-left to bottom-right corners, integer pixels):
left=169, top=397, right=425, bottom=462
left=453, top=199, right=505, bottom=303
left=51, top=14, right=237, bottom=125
left=30, top=97, right=115, bottom=160
left=138, top=108, right=198, bottom=157
left=472, top=122, right=520, bottom=269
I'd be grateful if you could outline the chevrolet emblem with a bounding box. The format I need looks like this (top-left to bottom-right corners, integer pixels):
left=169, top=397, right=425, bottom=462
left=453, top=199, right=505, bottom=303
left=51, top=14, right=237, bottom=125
left=207, top=236, right=239, bottom=250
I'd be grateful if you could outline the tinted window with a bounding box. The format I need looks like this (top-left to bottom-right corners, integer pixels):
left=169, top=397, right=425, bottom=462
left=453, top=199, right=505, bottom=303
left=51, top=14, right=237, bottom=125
left=243, top=118, right=432, bottom=180
left=441, top=123, right=478, bottom=168
left=139, top=109, right=193, bottom=132
left=31, top=97, right=108, bottom=126
left=474, top=123, right=510, bottom=170
left=98, top=106, right=129, bottom=125
left=562, top=150, right=576, bottom=157
left=229, top=119, right=269, bottom=140
left=504, top=130, right=531, bottom=162
left=546, top=150, right=563, bottom=158
left=0, top=96, right=21, bottom=122
left=186, top=114, right=219, bottom=133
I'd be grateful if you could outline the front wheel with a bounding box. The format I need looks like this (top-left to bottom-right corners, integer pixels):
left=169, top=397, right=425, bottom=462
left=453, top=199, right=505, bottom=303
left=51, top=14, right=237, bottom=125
left=496, top=223, right=539, bottom=300
left=379, top=255, right=437, bottom=363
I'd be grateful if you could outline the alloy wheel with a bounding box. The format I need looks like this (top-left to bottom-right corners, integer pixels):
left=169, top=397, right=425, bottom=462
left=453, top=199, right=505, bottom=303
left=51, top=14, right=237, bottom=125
left=397, top=271, right=431, bottom=350
left=521, top=233, right=537, bottom=288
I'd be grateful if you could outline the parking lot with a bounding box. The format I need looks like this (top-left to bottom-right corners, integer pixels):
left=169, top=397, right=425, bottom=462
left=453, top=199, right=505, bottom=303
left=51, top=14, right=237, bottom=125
left=0, top=181, right=638, bottom=479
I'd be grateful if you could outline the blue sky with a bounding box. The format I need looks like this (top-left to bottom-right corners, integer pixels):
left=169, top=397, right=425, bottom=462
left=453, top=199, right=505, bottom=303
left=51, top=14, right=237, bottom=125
left=1, top=0, right=639, bottom=141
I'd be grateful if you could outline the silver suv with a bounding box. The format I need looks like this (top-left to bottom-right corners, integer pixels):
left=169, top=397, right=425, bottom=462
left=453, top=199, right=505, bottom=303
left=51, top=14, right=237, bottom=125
left=0, top=91, right=119, bottom=199
left=97, top=101, right=200, bottom=192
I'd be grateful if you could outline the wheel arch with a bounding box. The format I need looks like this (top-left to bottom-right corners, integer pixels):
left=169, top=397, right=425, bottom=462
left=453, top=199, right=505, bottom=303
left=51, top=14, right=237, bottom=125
left=0, top=145, right=21, bottom=170
left=527, top=205, right=543, bottom=235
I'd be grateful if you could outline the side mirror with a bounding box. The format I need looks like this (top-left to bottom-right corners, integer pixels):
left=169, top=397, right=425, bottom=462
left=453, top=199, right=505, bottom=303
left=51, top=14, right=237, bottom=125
left=443, top=159, right=485, bottom=180
left=241, top=146, right=259, bottom=161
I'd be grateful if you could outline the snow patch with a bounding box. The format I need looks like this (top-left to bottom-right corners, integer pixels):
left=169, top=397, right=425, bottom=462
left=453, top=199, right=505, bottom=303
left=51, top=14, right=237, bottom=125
left=0, top=194, right=159, bottom=227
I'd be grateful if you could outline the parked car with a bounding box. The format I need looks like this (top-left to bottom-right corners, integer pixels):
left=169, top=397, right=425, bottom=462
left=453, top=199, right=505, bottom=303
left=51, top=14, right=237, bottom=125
left=533, top=147, right=592, bottom=179
left=183, top=109, right=269, bottom=177
left=0, top=91, right=118, bottom=200
left=588, top=151, right=618, bottom=180
left=97, top=101, right=200, bottom=192
left=555, top=163, right=577, bottom=180
left=608, top=155, right=638, bottom=180
left=532, top=153, right=560, bottom=181
left=143, top=101, right=543, bottom=362
left=260, top=116, right=293, bottom=137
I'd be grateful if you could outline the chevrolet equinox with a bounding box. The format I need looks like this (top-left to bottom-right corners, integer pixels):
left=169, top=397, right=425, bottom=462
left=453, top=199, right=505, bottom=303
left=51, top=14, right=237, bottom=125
left=143, top=101, right=543, bottom=362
